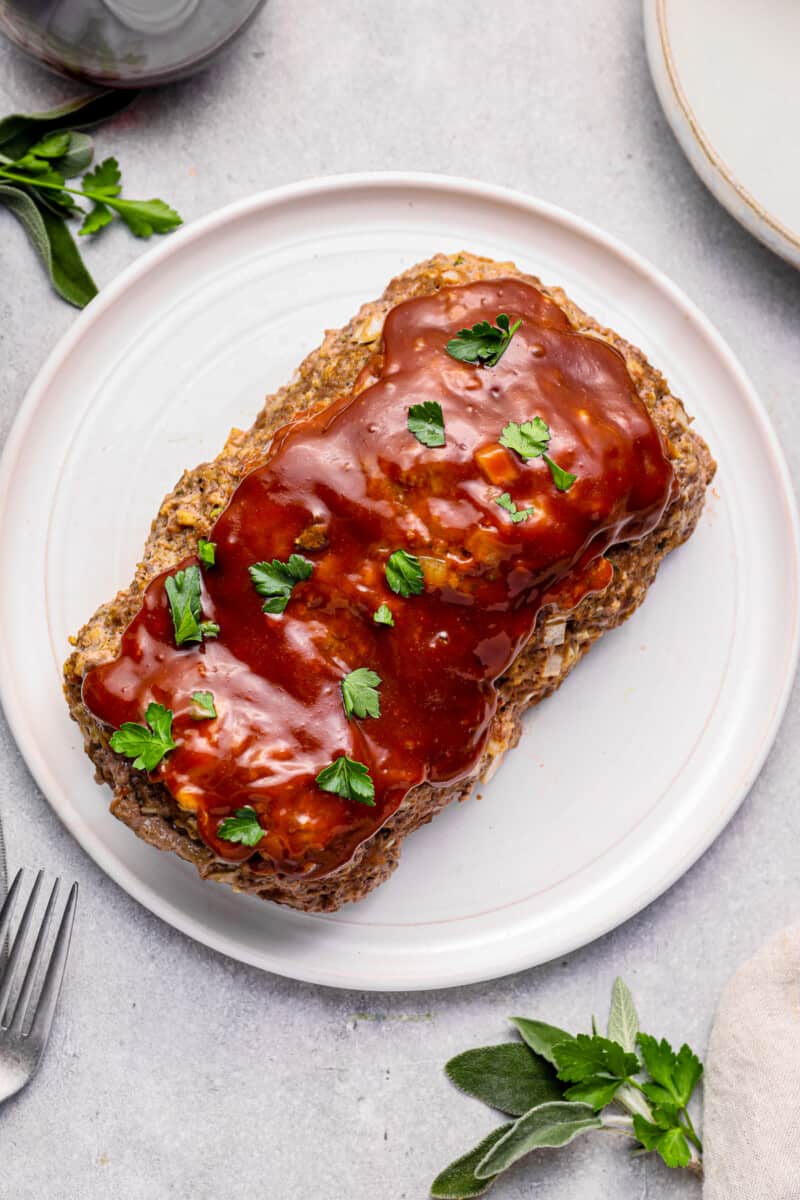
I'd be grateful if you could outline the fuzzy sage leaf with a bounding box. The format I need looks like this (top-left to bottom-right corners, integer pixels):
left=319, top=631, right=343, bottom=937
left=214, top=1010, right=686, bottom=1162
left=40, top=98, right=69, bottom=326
left=430, top=1125, right=512, bottom=1199
left=607, top=977, right=639, bottom=1053
left=445, top=1044, right=564, bottom=1116
left=0, top=185, right=97, bottom=308
left=475, top=1102, right=602, bottom=1178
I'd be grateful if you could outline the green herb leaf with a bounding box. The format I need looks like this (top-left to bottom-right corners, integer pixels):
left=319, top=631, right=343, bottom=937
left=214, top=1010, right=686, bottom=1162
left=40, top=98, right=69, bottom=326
left=79, top=203, right=112, bottom=236
left=164, top=564, right=216, bottom=646
left=190, top=691, right=217, bottom=720
left=103, top=195, right=182, bottom=238
left=636, top=1035, right=703, bottom=1109
left=217, top=806, right=264, bottom=848
left=495, top=492, right=534, bottom=524
left=341, top=668, right=382, bottom=720
left=385, top=549, right=424, bottom=597
left=109, top=702, right=176, bottom=771
left=249, top=554, right=313, bottom=614
left=553, top=1033, right=640, bottom=1085
left=508, top=1019, right=575, bottom=1068
left=28, top=131, right=72, bottom=159
left=431, top=1125, right=512, bottom=1199
left=475, top=1102, right=602, bottom=1179
left=446, top=313, right=521, bottom=367
left=408, top=400, right=445, bottom=448
left=82, top=155, right=121, bottom=197
left=553, top=1034, right=640, bottom=1112
left=544, top=455, right=577, bottom=492
left=373, top=603, right=395, bottom=626
left=632, top=1115, right=691, bottom=1169
left=445, top=1044, right=564, bottom=1117
left=54, top=131, right=94, bottom=178
left=607, top=978, right=639, bottom=1054
left=0, top=185, right=97, bottom=308
left=316, top=755, right=375, bottom=806
left=499, top=419, right=577, bottom=493
left=0, top=91, right=136, bottom=162
left=499, top=418, right=550, bottom=459
left=198, top=538, right=216, bottom=567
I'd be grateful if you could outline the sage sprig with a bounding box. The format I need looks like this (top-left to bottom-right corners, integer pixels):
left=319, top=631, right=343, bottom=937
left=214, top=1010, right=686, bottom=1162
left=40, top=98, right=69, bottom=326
left=0, top=92, right=181, bottom=308
left=432, top=978, right=703, bottom=1198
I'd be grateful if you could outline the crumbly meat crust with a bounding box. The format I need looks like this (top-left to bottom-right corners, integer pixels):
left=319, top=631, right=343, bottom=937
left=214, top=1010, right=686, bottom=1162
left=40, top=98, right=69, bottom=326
left=64, top=253, right=715, bottom=912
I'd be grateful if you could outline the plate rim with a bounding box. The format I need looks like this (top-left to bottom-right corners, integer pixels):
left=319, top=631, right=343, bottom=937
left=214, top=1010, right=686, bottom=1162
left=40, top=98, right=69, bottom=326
left=643, top=0, right=800, bottom=269
left=1, top=171, right=798, bottom=990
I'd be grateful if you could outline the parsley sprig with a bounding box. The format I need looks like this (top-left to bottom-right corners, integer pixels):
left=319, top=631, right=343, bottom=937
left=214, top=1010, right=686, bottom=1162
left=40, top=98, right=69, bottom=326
left=0, top=92, right=181, bottom=308
left=249, top=554, right=313, bottom=614
left=500, top=419, right=577, bottom=492
left=316, top=755, right=376, bottom=806
left=165, top=566, right=219, bottom=647
left=432, top=978, right=703, bottom=1197
left=109, top=702, right=176, bottom=771
left=341, top=668, right=382, bottom=720
left=217, top=805, right=264, bottom=848
left=408, top=400, right=445, bottom=448
left=446, top=313, right=521, bottom=367
left=385, top=549, right=424, bottom=597
left=495, top=492, right=534, bottom=524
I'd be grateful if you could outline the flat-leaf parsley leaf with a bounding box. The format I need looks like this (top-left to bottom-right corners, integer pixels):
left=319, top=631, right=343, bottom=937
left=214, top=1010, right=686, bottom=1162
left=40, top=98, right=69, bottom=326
left=109, top=702, right=176, bottom=771
left=496, top=492, right=534, bottom=524
left=385, top=549, right=424, bottom=597
left=500, top=419, right=577, bottom=493
left=408, top=400, right=445, bottom=448
left=197, top=538, right=216, bottom=567
left=164, top=565, right=219, bottom=647
left=341, top=668, right=382, bottom=720
left=249, top=554, right=313, bottom=614
left=316, top=755, right=376, bottom=806
left=373, top=603, right=395, bottom=626
left=190, top=691, right=217, bottom=720
left=446, top=313, right=521, bottom=367
left=217, top=806, right=264, bottom=847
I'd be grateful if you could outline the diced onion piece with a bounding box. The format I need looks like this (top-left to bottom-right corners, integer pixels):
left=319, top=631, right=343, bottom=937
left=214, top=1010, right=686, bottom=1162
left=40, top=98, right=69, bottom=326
left=542, top=648, right=563, bottom=678
left=353, top=313, right=384, bottom=344
left=542, top=617, right=567, bottom=647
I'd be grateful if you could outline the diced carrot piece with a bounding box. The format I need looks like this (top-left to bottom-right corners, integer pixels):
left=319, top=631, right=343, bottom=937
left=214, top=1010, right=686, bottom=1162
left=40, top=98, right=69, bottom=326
left=474, top=442, right=520, bottom=486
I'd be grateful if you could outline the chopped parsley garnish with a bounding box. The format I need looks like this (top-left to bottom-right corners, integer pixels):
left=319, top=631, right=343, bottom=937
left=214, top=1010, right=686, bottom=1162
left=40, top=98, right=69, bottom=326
left=316, top=755, right=376, bottom=806
left=446, top=313, right=521, bottom=367
left=190, top=690, right=217, bottom=720
left=164, top=565, right=219, bottom=646
left=197, top=538, right=216, bottom=567
left=248, top=554, right=313, bottom=614
left=217, top=805, right=264, bottom=847
left=373, top=603, right=395, bottom=627
left=496, top=492, right=535, bottom=524
left=109, top=702, right=176, bottom=771
left=385, top=549, right=424, bottom=597
left=341, top=668, right=382, bottom=720
left=408, top=400, right=445, bottom=448
left=500, top=418, right=577, bottom=492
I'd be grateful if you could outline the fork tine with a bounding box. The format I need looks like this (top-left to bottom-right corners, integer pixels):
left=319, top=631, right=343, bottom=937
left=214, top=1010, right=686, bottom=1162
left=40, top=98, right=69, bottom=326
left=0, top=870, right=43, bottom=1019
left=0, top=867, right=26, bottom=950
left=29, top=882, right=77, bottom=1047
left=8, top=879, right=61, bottom=1034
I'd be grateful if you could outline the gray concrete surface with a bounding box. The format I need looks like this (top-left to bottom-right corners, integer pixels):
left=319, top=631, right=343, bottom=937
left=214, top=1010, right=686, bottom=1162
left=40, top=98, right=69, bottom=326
left=1, top=3, right=799, bottom=1197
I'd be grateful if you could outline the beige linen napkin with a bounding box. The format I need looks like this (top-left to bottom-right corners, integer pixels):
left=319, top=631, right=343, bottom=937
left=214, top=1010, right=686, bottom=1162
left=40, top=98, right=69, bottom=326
left=704, top=924, right=800, bottom=1198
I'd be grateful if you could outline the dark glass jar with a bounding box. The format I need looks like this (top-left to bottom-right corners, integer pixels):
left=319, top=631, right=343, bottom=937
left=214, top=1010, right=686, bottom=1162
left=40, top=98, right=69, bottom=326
left=0, top=0, right=267, bottom=87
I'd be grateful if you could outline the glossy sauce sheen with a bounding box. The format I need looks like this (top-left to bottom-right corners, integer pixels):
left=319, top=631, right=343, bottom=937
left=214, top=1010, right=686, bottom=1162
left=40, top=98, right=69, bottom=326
left=83, top=280, right=676, bottom=879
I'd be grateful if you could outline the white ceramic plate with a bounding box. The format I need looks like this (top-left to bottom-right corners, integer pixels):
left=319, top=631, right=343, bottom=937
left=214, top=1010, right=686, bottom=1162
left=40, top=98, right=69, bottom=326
left=644, top=0, right=800, bottom=269
left=0, top=174, right=796, bottom=991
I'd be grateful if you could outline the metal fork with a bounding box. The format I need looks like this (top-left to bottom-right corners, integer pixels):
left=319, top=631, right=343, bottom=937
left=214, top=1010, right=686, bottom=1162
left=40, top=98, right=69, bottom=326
left=0, top=869, right=78, bottom=1103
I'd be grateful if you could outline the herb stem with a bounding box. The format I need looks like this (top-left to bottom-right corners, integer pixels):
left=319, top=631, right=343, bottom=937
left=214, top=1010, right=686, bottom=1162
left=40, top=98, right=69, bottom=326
left=0, top=165, right=107, bottom=204
left=679, top=1107, right=703, bottom=1153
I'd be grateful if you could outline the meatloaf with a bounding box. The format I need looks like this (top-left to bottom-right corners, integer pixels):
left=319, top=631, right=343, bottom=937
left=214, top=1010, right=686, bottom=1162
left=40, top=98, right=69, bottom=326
left=64, top=252, right=715, bottom=912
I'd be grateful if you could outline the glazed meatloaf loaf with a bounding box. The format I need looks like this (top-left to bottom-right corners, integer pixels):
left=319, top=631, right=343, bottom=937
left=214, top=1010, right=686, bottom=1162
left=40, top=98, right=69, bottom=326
left=64, top=252, right=715, bottom=912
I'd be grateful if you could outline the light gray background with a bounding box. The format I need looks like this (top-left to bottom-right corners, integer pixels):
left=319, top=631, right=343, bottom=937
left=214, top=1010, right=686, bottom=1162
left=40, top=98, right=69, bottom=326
left=1, top=3, right=799, bottom=1198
